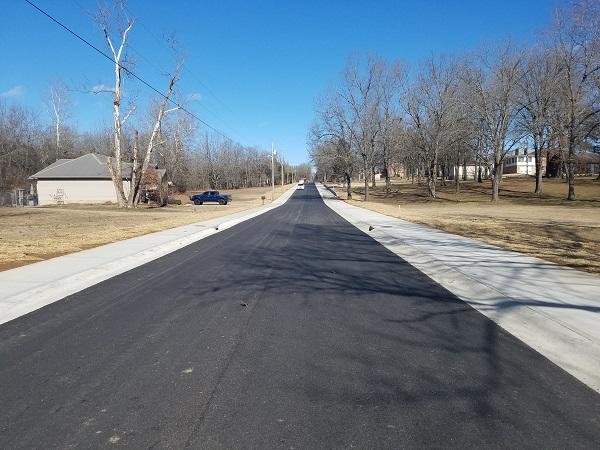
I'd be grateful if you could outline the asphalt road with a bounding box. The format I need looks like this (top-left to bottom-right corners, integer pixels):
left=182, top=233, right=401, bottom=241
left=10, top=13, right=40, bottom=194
left=1, top=183, right=599, bottom=449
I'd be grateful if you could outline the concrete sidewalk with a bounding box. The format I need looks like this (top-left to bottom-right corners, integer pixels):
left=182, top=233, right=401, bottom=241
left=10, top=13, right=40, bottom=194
left=0, top=187, right=296, bottom=325
left=317, top=183, right=600, bottom=393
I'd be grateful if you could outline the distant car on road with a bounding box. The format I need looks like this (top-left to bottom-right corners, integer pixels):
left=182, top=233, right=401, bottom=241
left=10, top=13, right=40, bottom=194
left=190, top=190, right=232, bottom=205
left=296, top=180, right=305, bottom=190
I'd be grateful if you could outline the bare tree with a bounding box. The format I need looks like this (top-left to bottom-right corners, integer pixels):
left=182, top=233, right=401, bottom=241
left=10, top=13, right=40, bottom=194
left=517, top=48, right=559, bottom=194
left=96, top=1, right=135, bottom=207
left=0, top=101, right=42, bottom=192
left=45, top=79, right=71, bottom=161
left=403, top=55, right=463, bottom=198
left=464, top=45, right=524, bottom=201
left=309, top=91, right=358, bottom=198
left=340, top=55, right=385, bottom=201
left=157, top=110, right=197, bottom=191
left=551, top=0, right=600, bottom=200
left=96, top=1, right=181, bottom=208
left=127, top=72, right=181, bottom=207
left=375, top=61, right=404, bottom=194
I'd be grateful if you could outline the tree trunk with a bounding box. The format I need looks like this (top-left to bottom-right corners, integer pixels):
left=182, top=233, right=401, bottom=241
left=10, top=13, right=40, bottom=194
left=441, top=163, right=447, bottom=187
left=491, top=157, right=503, bottom=202
left=103, top=21, right=133, bottom=208
left=363, top=156, right=369, bottom=201
left=567, top=153, right=576, bottom=200
left=127, top=131, right=139, bottom=208
left=110, top=90, right=127, bottom=208
left=491, top=174, right=500, bottom=201
left=534, top=146, right=543, bottom=195
left=427, top=159, right=436, bottom=198
left=462, top=158, right=467, bottom=181
left=54, top=114, right=61, bottom=160
left=455, top=162, right=460, bottom=194
left=345, top=172, right=352, bottom=199
left=384, top=163, right=391, bottom=195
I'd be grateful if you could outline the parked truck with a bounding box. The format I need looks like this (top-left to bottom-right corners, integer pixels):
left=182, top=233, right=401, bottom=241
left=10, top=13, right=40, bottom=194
left=190, top=190, right=232, bottom=205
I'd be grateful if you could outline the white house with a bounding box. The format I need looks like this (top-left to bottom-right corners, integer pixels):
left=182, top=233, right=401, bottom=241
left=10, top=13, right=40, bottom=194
left=456, top=164, right=477, bottom=179
left=29, top=153, right=134, bottom=205
left=504, top=151, right=538, bottom=175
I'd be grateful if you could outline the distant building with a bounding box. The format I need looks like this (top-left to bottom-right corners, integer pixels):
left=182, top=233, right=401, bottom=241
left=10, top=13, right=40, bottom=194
left=503, top=149, right=541, bottom=175
left=456, top=164, right=478, bottom=180
left=546, top=151, right=600, bottom=177
left=29, top=153, right=166, bottom=205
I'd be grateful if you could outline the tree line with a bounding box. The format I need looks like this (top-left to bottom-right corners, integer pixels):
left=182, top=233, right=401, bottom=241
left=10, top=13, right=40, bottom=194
left=0, top=97, right=307, bottom=194
left=309, top=0, right=600, bottom=201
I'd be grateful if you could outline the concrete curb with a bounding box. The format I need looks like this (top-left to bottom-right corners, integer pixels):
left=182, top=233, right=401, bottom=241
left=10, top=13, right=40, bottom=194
left=316, top=183, right=600, bottom=393
left=0, top=186, right=296, bottom=325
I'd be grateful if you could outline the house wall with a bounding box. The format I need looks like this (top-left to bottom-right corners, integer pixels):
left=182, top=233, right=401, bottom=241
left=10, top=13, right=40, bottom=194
left=37, top=179, right=130, bottom=205
left=576, top=162, right=600, bottom=175
left=457, top=165, right=477, bottom=179
left=504, top=155, right=537, bottom=176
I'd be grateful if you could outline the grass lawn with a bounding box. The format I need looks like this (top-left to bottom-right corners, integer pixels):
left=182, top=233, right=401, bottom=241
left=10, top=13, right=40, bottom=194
left=0, top=184, right=293, bottom=272
left=332, top=176, right=600, bottom=274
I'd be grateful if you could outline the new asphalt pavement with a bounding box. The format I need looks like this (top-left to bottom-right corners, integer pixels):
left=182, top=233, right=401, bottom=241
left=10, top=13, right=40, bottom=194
left=1, top=183, right=599, bottom=449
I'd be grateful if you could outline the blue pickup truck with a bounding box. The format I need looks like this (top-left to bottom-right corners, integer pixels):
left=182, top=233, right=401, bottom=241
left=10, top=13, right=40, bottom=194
left=190, top=190, right=232, bottom=205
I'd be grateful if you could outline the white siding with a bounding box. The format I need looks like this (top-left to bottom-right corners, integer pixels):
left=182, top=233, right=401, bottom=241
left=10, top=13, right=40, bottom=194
left=37, top=180, right=130, bottom=205
left=457, top=165, right=477, bottom=179
left=504, top=155, right=537, bottom=175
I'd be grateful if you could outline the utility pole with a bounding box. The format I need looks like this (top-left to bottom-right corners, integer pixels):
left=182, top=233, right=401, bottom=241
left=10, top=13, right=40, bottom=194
left=271, top=143, right=276, bottom=200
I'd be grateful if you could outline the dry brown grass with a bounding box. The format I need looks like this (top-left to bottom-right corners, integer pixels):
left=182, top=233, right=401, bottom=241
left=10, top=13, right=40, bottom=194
left=332, top=177, right=600, bottom=274
left=0, top=184, right=293, bottom=271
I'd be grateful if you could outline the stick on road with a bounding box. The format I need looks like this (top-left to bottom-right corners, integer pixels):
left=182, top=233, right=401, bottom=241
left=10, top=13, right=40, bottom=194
left=1, top=183, right=599, bottom=448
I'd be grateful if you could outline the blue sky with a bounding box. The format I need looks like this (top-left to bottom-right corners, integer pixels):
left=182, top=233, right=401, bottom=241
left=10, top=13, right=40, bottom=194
left=1, top=0, right=562, bottom=164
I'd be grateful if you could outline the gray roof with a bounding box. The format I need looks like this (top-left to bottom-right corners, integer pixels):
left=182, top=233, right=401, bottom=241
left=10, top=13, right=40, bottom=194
left=30, top=153, right=133, bottom=180
left=42, top=159, right=71, bottom=171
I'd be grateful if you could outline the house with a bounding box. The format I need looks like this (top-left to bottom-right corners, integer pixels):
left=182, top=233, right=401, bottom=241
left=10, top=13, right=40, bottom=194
left=546, top=151, right=600, bottom=177
left=29, top=153, right=166, bottom=205
left=582, top=153, right=600, bottom=175
left=456, top=164, right=477, bottom=180
left=448, top=162, right=487, bottom=180
left=503, top=149, right=542, bottom=176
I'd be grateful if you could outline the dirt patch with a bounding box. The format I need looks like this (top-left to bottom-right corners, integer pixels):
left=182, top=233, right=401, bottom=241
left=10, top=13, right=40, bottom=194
left=0, top=184, right=293, bottom=271
left=332, top=177, right=600, bottom=274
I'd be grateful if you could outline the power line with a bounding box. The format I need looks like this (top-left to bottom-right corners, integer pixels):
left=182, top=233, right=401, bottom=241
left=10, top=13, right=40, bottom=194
left=24, top=0, right=233, bottom=140
left=68, top=0, right=244, bottom=140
